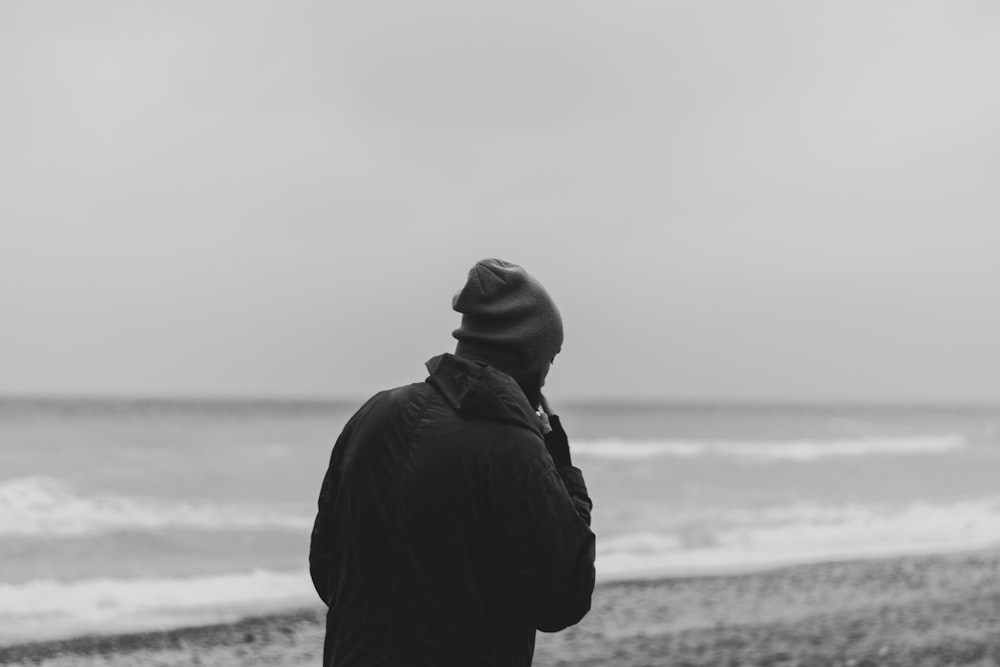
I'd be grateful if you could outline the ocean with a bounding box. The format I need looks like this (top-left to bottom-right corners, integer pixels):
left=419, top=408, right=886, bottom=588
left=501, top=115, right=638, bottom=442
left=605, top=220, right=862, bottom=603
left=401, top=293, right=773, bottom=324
left=2, top=396, right=1000, bottom=644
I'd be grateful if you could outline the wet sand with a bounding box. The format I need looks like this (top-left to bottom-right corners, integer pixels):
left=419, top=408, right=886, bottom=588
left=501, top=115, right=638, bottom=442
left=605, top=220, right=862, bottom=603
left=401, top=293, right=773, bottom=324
left=3, top=550, right=999, bottom=666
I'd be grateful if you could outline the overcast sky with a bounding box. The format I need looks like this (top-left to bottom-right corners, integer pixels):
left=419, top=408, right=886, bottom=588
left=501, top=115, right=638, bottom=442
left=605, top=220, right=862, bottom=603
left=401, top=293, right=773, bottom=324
left=2, top=1, right=999, bottom=403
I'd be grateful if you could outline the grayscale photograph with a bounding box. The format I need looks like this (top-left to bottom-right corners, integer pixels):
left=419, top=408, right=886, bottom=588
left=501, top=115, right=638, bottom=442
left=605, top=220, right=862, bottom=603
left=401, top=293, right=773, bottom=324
left=2, top=2, right=999, bottom=666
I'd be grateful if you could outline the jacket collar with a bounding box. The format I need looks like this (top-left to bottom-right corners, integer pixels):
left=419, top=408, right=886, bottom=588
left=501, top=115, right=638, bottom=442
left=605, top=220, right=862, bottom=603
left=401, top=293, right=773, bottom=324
left=425, top=353, right=542, bottom=435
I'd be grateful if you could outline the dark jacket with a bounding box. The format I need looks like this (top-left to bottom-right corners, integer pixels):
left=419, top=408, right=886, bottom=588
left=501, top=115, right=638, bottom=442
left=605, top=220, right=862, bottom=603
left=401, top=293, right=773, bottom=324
left=309, top=353, right=596, bottom=666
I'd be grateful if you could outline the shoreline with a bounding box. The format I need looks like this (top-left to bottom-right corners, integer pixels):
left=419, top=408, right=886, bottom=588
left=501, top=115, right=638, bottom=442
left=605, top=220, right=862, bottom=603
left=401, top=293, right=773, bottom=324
left=3, top=549, right=1000, bottom=666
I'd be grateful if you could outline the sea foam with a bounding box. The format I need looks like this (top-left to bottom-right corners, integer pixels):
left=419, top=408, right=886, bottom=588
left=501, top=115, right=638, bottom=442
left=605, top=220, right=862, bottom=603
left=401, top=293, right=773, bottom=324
left=596, top=496, right=1000, bottom=579
left=0, top=569, right=315, bottom=643
left=572, top=435, right=967, bottom=461
left=0, top=476, right=312, bottom=537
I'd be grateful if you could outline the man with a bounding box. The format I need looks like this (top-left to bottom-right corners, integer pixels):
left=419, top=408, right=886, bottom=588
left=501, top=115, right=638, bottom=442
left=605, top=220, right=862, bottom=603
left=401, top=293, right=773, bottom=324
left=309, top=258, right=596, bottom=666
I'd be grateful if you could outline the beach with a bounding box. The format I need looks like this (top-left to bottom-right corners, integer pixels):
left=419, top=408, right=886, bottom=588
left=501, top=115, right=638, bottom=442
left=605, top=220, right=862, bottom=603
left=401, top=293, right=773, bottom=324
left=3, top=399, right=1000, bottom=663
left=3, top=549, right=999, bottom=666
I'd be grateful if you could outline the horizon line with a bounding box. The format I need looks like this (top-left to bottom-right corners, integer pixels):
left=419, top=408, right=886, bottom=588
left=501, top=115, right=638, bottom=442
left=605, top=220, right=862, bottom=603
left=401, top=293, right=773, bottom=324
left=2, top=392, right=998, bottom=412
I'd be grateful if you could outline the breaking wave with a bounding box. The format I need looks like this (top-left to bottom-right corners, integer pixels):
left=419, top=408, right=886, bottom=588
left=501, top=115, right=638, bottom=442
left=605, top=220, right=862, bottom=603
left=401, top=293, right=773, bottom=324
left=572, top=435, right=967, bottom=461
left=0, top=569, right=314, bottom=643
left=0, top=476, right=312, bottom=537
left=596, top=496, right=1000, bottom=579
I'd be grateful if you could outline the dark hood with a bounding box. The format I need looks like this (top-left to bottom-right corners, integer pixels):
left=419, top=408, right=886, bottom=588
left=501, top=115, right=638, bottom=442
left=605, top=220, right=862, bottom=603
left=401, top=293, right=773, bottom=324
left=425, top=353, right=541, bottom=435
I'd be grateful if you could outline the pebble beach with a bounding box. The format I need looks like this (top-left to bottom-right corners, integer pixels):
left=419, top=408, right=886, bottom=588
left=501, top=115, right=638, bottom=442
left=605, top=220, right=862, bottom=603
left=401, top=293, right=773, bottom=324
left=3, top=549, right=999, bottom=667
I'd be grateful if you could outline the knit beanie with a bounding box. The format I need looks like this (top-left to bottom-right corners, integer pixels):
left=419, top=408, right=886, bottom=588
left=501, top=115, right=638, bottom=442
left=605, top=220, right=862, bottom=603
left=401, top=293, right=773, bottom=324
left=452, top=258, right=563, bottom=377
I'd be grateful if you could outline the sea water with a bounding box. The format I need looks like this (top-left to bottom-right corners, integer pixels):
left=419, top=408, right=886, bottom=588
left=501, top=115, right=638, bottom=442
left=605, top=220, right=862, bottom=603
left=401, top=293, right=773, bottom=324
left=2, top=397, right=999, bottom=643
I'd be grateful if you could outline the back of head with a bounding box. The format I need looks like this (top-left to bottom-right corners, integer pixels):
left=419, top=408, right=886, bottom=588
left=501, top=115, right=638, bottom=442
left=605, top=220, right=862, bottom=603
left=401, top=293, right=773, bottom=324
left=452, top=258, right=563, bottom=378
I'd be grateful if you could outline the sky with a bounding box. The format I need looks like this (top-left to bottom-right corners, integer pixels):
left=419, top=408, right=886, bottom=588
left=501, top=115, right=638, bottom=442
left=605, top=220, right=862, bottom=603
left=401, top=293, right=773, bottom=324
left=2, top=1, right=999, bottom=403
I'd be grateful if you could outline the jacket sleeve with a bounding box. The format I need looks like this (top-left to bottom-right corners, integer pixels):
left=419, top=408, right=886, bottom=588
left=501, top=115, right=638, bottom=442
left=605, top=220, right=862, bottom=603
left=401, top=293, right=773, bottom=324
left=309, top=435, right=343, bottom=605
left=309, top=400, right=369, bottom=605
left=309, top=392, right=386, bottom=604
left=500, top=432, right=596, bottom=633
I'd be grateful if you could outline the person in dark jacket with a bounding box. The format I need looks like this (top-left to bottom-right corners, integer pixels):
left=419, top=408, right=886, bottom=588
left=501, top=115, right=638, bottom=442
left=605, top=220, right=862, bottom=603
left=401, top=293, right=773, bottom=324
left=309, top=258, right=596, bottom=666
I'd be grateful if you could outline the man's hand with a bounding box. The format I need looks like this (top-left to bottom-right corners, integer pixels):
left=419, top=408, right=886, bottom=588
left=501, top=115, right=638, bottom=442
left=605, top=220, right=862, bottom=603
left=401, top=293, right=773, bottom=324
left=537, top=395, right=553, bottom=434
left=539, top=394, right=572, bottom=467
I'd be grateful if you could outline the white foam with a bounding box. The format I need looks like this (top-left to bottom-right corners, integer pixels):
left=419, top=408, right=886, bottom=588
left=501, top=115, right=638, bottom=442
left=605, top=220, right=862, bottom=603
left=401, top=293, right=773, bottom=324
left=573, top=435, right=967, bottom=461
left=595, top=497, right=1000, bottom=580
left=4, top=497, right=1000, bottom=642
left=0, top=569, right=315, bottom=643
left=0, top=476, right=312, bottom=537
